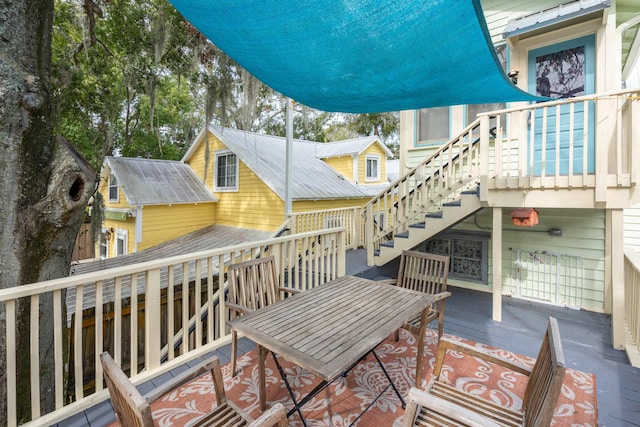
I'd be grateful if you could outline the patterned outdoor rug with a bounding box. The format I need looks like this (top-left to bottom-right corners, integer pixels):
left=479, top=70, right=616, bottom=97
left=112, top=329, right=597, bottom=426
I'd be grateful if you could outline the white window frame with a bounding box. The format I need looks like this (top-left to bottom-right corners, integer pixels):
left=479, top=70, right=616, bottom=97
left=99, top=228, right=109, bottom=259
left=115, top=229, right=128, bottom=257
left=108, top=172, right=119, bottom=202
left=365, top=155, right=380, bottom=181
left=215, top=150, right=239, bottom=191
left=417, top=106, right=450, bottom=145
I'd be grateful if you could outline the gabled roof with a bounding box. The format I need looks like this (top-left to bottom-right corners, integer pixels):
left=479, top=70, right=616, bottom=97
left=503, top=0, right=610, bottom=39
left=315, top=136, right=393, bottom=159
left=184, top=127, right=380, bottom=201
left=105, top=157, right=217, bottom=207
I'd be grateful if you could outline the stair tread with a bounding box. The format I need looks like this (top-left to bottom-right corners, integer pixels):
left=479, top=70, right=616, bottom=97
left=426, top=211, right=443, bottom=218
left=443, top=200, right=462, bottom=206
left=409, top=222, right=426, bottom=228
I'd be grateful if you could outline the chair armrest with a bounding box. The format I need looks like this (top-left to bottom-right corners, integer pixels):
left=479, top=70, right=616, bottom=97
left=404, top=387, right=503, bottom=427
left=226, top=302, right=255, bottom=315
left=247, top=402, right=288, bottom=427
left=143, top=356, right=221, bottom=403
left=278, top=286, right=302, bottom=295
left=378, top=278, right=397, bottom=286
left=433, top=336, right=532, bottom=378
left=430, top=291, right=451, bottom=302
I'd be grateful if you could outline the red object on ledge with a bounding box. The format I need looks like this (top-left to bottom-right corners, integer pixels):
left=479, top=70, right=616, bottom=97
left=511, top=208, right=539, bottom=226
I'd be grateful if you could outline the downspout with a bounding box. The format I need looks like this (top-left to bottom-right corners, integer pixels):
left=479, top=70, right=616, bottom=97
left=135, top=206, right=142, bottom=253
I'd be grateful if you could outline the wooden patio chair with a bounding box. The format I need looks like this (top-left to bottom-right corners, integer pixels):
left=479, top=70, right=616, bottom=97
left=381, top=250, right=450, bottom=381
left=100, top=351, right=288, bottom=427
left=226, top=256, right=300, bottom=376
left=383, top=250, right=450, bottom=340
left=402, top=317, right=566, bottom=427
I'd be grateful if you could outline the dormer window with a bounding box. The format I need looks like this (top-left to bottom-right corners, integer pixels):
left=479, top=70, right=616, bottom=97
left=366, top=155, right=380, bottom=181
left=108, top=172, right=119, bottom=202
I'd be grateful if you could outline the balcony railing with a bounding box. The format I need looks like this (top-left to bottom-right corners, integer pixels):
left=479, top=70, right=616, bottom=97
left=624, top=247, right=640, bottom=368
left=287, top=206, right=364, bottom=249
left=1, top=228, right=346, bottom=426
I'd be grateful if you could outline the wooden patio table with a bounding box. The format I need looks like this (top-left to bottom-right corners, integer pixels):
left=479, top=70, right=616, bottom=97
left=228, top=275, right=450, bottom=426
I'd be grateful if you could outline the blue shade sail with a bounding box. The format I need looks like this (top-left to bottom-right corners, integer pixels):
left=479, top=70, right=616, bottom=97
left=167, top=0, right=541, bottom=113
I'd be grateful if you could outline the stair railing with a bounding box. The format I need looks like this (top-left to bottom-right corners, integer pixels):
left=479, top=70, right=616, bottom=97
left=364, top=116, right=491, bottom=264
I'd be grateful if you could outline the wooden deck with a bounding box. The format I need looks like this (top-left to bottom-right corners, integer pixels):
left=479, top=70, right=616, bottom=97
left=54, top=250, right=639, bottom=427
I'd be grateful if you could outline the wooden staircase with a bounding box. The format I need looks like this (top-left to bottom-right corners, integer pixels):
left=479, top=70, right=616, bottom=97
left=375, top=188, right=482, bottom=265
left=364, top=118, right=487, bottom=266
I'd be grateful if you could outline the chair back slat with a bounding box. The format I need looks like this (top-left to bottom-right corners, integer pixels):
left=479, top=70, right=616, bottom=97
left=397, top=251, right=449, bottom=295
left=227, top=256, right=280, bottom=314
left=522, top=317, right=566, bottom=427
left=100, top=352, right=153, bottom=427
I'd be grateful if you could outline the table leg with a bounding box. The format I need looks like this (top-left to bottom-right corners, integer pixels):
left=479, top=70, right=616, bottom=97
left=258, top=344, right=268, bottom=411
left=415, top=307, right=429, bottom=387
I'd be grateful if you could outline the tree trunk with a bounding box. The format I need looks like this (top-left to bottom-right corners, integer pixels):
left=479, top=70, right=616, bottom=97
left=0, top=0, right=96, bottom=423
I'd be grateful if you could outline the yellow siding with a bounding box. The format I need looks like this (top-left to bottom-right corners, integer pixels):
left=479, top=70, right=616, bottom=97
left=357, top=144, right=387, bottom=184
left=186, top=131, right=215, bottom=191
left=213, top=164, right=285, bottom=232
left=100, top=217, right=136, bottom=259
left=140, top=203, right=216, bottom=251
left=98, top=167, right=132, bottom=210
left=323, top=156, right=354, bottom=181
left=189, top=134, right=284, bottom=231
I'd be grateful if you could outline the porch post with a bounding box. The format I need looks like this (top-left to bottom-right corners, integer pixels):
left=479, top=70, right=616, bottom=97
left=492, top=207, right=503, bottom=321
left=285, top=98, right=293, bottom=217
left=609, top=208, right=625, bottom=349
left=145, top=268, right=162, bottom=369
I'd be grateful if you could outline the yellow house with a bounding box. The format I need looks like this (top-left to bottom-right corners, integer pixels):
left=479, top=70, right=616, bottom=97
left=96, top=127, right=393, bottom=258
left=97, top=157, right=217, bottom=258
left=182, top=126, right=393, bottom=232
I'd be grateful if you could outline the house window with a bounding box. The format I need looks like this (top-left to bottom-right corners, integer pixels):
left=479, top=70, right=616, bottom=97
left=416, top=231, right=489, bottom=284
left=108, top=172, right=119, bottom=202
left=99, top=228, right=109, bottom=259
left=366, top=155, right=380, bottom=181
left=467, top=45, right=507, bottom=128
left=115, top=229, right=127, bottom=257
left=215, top=151, right=238, bottom=191
left=417, top=107, right=450, bottom=144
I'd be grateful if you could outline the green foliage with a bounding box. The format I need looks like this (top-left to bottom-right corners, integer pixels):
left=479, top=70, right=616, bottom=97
left=51, top=0, right=400, bottom=167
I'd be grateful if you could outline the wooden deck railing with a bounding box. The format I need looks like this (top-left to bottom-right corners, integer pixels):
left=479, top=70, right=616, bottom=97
left=483, top=88, right=639, bottom=194
left=624, top=247, right=640, bottom=368
left=287, top=206, right=364, bottom=249
left=0, top=228, right=346, bottom=427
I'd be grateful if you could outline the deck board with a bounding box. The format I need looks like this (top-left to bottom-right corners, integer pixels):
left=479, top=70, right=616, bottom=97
left=57, top=250, right=639, bottom=427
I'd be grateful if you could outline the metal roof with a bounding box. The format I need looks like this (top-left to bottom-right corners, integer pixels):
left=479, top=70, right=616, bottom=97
left=71, top=224, right=270, bottom=276
left=105, top=157, right=217, bottom=206
left=503, top=0, right=610, bottom=39
left=203, top=127, right=378, bottom=201
left=315, top=136, right=393, bottom=159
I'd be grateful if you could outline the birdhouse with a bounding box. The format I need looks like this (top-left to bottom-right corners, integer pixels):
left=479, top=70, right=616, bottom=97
left=511, top=208, right=538, bottom=227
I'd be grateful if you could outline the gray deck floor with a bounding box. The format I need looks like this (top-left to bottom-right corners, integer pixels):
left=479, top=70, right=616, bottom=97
left=55, top=250, right=639, bottom=427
